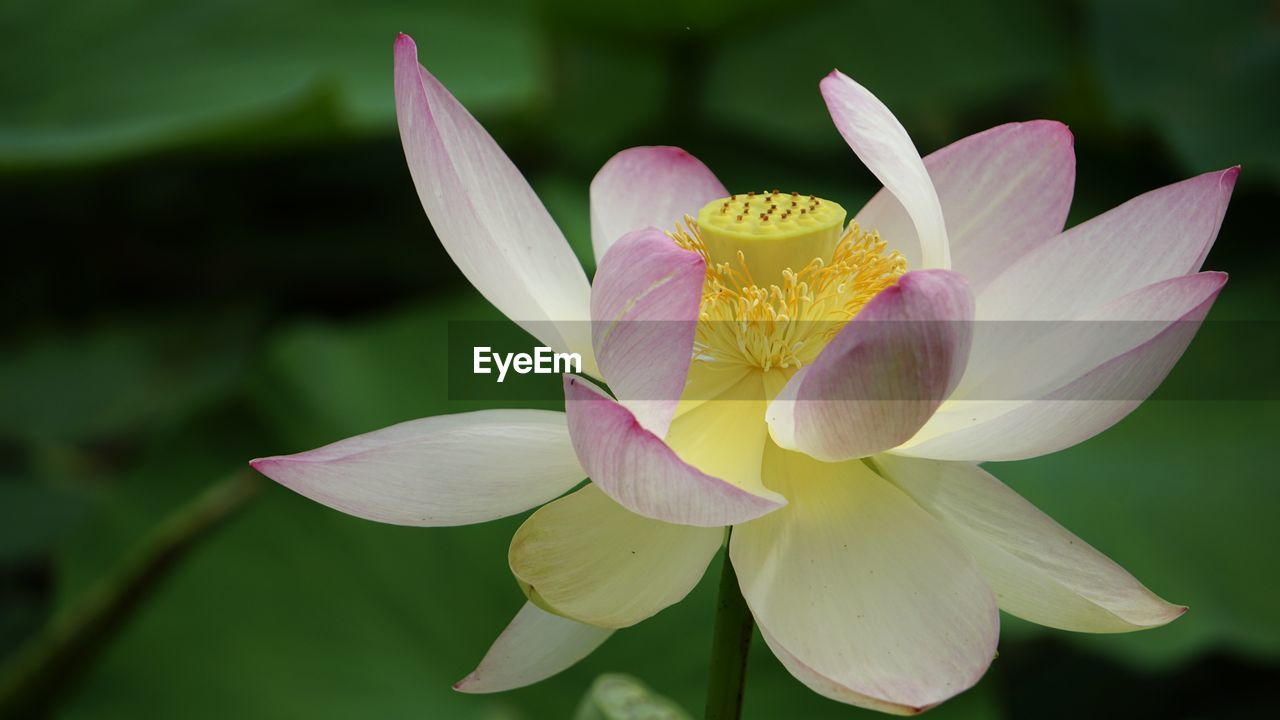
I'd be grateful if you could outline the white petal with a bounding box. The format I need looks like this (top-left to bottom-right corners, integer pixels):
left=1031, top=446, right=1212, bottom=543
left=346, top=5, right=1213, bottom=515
left=509, top=483, right=723, bottom=628
left=251, top=410, right=583, bottom=526
left=821, top=70, right=950, bottom=269
left=876, top=455, right=1186, bottom=632
left=454, top=601, right=611, bottom=694
left=731, top=445, right=998, bottom=713
left=394, top=34, right=594, bottom=367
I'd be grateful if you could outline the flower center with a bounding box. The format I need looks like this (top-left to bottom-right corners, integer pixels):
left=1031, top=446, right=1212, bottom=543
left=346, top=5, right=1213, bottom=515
left=696, top=191, right=847, bottom=282
left=669, top=192, right=906, bottom=372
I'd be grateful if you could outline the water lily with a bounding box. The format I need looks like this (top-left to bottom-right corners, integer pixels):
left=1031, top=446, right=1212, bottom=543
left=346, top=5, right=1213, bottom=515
left=251, top=33, right=1236, bottom=715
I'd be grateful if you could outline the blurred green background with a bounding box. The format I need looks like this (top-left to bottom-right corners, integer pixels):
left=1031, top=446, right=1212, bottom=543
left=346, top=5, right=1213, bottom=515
left=2, top=0, right=1278, bottom=717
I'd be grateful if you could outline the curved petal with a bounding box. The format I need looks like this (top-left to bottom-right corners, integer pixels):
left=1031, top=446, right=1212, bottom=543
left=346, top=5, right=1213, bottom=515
left=590, top=146, right=728, bottom=263
left=977, top=167, right=1238, bottom=321
left=732, top=446, right=998, bottom=714
left=509, top=483, right=723, bottom=628
left=898, top=272, right=1226, bottom=461
left=563, top=375, right=785, bottom=527
left=766, top=270, right=973, bottom=461
left=454, top=601, right=612, bottom=694
left=857, top=121, right=1075, bottom=293
left=394, top=34, right=594, bottom=368
left=591, top=228, right=704, bottom=436
left=875, top=455, right=1186, bottom=632
left=250, top=410, right=582, bottom=526
left=821, top=70, right=950, bottom=269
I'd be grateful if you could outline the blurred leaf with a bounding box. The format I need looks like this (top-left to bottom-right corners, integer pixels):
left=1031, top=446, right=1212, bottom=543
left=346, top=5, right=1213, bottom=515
left=0, top=481, right=86, bottom=567
left=535, top=173, right=596, bottom=274
left=538, top=0, right=772, bottom=36
left=541, top=39, right=668, bottom=167
left=573, top=674, right=692, bottom=720
left=250, top=294, right=532, bottom=451
left=701, top=0, right=1070, bottom=153
left=0, top=316, right=251, bottom=446
left=0, top=0, right=545, bottom=168
left=0, top=472, right=259, bottom=718
left=1086, top=0, right=1280, bottom=183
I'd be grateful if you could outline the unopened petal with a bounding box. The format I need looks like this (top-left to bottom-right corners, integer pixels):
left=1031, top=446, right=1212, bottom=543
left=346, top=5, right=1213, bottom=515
left=251, top=410, right=582, bottom=526
left=509, top=483, right=723, bottom=628
left=454, top=601, right=611, bottom=694
left=876, top=455, right=1186, bottom=632
left=590, top=146, right=727, bottom=262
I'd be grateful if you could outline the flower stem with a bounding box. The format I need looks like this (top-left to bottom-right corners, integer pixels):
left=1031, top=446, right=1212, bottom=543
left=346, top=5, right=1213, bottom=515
left=704, top=531, right=753, bottom=720
left=0, top=470, right=262, bottom=718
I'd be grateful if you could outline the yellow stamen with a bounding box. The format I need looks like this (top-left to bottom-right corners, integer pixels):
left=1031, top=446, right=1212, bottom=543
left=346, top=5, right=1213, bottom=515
left=670, top=207, right=906, bottom=372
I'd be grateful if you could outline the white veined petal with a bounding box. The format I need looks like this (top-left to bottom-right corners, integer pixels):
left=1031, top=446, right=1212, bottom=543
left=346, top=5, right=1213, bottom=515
left=876, top=455, right=1186, bottom=632
left=454, top=601, right=612, bottom=694
left=394, top=34, right=594, bottom=367
left=251, top=410, right=583, bottom=526
left=821, top=70, right=950, bottom=269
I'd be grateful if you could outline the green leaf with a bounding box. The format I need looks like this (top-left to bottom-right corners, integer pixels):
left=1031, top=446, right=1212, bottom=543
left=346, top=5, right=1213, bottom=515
left=0, top=0, right=545, bottom=168
left=701, top=0, right=1070, bottom=154
left=1085, top=0, right=1280, bottom=184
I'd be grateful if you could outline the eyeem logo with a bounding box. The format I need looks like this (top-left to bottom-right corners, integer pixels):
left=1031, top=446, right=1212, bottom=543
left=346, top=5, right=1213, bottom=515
left=473, top=346, right=582, bottom=383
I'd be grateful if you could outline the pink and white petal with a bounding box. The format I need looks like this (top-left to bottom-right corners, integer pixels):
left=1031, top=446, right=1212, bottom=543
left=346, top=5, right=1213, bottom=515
left=590, top=146, right=727, bottom=263
left=898, top=272, right=1226, bottom=461
left=509, top=483, right=723, bottom=628
left=454, top=601, right=612, bottom=694
left=250, top=410, right=582, bottom=526
left=766, top=270, right=973, bottom=461
left=821, top=71, right=950, bottom=269
left=591, top=228, right=704, bottom=436
left=958, top=271, right=1227, bottom=404
left=563, top=375, right=785, bottom=527
left=394, top=34, right=594, bottom=366
left=977, top=167, right=1238, bottom=321
left=732, top=446, right=998, bottom=714
left=857, top=121, right=1075, bottom=293
left=876, top=455, right=1185, bottom=632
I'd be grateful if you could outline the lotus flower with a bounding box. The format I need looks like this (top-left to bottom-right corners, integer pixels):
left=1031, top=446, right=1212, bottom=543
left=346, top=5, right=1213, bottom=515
left=250, top=33, right=1236, bottom=715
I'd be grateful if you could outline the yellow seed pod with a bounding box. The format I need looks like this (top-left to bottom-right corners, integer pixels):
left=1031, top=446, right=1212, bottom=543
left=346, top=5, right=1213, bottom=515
left=695, top=191, right=847, bottom=283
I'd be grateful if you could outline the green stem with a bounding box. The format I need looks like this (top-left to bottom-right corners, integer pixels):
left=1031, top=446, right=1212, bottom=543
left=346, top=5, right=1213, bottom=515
left=704, top=531, right=753, bottom=720
left=0, top=470, right=263, bottom=719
